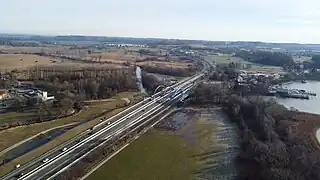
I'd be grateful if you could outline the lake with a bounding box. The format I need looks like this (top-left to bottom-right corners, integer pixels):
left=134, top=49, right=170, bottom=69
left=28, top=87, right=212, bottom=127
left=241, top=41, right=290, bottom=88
left=270, top=80, right=320, bottom=143
left=272, top=81, right=320, bottom=114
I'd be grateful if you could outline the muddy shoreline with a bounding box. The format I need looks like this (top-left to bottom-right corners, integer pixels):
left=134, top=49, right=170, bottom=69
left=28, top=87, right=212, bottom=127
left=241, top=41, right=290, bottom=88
left=156, top=107, right=240, bottom=180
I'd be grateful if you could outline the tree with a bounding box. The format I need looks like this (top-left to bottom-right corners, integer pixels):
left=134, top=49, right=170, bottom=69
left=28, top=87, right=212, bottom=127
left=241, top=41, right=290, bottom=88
left=84, top=80, right=99, bottom=99
left=11, top=99, right=23, bottom=112
left=58, top=97, right=74, bottom=116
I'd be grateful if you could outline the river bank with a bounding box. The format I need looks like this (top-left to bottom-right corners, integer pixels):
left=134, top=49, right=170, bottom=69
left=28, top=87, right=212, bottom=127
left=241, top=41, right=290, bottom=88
left=223, top=96, right=320, bottom=180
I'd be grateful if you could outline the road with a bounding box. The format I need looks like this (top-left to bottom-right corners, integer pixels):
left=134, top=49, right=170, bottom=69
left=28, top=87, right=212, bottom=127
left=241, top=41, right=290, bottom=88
left=0, top=71, right=205, bottom=180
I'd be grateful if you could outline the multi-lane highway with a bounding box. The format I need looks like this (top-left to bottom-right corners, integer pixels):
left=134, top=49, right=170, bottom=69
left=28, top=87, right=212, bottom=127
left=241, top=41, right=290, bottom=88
left=1, top=71, right=206, bottom=180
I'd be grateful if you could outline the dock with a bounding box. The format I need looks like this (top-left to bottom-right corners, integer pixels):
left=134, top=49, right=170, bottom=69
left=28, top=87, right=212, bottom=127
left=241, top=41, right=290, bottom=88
left=268, top=86, right=315, bottom=100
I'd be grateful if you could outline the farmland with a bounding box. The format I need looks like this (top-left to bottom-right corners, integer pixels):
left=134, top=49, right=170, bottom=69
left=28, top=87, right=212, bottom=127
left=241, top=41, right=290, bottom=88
left=0, top=54, right=122, bottom=71
left=205, top=53, right=283, bottom=73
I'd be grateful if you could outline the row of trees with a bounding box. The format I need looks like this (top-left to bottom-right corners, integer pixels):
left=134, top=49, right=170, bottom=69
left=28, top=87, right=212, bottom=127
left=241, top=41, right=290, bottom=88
left=11, top=67, right=138, bottom=101
left=0, top=67, right=137, bottom=130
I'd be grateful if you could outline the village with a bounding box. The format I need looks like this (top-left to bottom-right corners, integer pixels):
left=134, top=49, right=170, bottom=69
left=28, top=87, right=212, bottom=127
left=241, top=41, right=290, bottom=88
left=235, top=70, right=317, bottom=99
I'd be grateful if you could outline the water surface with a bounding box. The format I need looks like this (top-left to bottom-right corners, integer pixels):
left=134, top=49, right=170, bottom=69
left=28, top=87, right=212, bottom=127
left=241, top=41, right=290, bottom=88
left=272, top=81, right=320, bottom=114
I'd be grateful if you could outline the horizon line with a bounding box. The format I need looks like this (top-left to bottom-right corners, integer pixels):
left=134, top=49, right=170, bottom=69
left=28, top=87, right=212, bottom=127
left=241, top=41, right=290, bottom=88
left=0, top=32, right=318, bottom=45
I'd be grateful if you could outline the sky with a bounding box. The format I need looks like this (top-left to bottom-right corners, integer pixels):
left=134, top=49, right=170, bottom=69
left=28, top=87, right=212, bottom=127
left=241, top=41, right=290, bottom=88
left=1, top=0, right=320, bottom=43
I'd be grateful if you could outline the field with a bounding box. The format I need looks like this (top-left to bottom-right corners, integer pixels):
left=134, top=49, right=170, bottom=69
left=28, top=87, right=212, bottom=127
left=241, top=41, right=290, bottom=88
left=205, top=53, right=243, bottom=65
left=205, top=53, right=283, bottom=73
left=0, top=110, right=61, bottom=125
left=0, top=92, right=142, bottom=176
left=0, top=46, right=189, bottom=70
left=89, top=50, right=142, bottom=63
left=293, top=55, right=312, bottom=63
left=87, top=130, right=196, bottom=180
left=0, top=54, right=121, bottom=70
left=86, top=109, right=225, bottom=180
left=0, top=46, right=69, bottom=54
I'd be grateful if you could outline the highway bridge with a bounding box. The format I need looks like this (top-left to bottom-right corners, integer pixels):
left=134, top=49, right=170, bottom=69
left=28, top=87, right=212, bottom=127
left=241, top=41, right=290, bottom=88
left=1, top=69, right=207, bottom=180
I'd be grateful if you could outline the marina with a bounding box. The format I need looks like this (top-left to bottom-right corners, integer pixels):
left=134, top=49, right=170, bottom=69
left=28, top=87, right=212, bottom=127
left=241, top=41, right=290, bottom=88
left=268, top=85, right=316, bottom=100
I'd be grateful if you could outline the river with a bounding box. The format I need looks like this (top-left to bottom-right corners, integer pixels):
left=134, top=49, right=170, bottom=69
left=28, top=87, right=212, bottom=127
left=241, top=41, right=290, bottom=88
left=135, top=66, right=146, bottom=94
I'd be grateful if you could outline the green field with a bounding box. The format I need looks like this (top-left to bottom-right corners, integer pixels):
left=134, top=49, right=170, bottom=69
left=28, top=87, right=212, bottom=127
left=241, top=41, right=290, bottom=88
left=205, top=53, right=244, bottom=65
left=87, top=130, right=196, bottom=180
left=206, top=53, right=283, bottom=73
left=293, top=56, right=312, bottom=63
left=87, top=111, right=222, bottom=180
left=0, top=112, right=35, bottom=124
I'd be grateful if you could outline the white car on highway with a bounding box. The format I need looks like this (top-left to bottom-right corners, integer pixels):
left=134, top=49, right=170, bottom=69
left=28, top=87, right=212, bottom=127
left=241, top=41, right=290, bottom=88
left=42, top=158, right=49, bottom=163
left=61, top=148, right=67, bottom=152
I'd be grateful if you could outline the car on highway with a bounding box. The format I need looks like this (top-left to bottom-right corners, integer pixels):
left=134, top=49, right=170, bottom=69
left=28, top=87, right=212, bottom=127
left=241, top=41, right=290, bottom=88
left=15, top=164, right=21, bottom=169
left=61, top=147, right=67, bottom=152
left=107, top=121, right=111, bottom=125
left=42, top=158, right=49, bottom=163
left=156, top=99, right=163, bottom=103
left=15, top=172, right=24, bottom=178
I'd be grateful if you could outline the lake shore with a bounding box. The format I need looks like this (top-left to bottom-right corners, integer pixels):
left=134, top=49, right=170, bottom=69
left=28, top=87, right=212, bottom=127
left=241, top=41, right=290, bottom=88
left=317, top=129, right=320, bottom=145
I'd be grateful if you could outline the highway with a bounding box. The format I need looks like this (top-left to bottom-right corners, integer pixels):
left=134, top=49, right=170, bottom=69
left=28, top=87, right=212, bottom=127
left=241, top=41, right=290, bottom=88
left=1, top=71, right=206, bottom=180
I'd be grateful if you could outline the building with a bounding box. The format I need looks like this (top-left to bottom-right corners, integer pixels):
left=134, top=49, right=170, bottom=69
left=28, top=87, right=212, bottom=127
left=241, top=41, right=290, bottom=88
left=10, top=85, right=55, bottom=103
